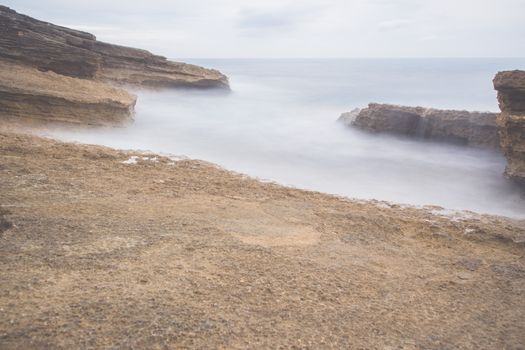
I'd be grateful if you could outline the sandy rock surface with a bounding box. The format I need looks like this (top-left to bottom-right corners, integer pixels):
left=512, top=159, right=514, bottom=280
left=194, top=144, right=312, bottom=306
left=0, top=60, right=136, bottom=126
left=1, top=130, right=524, bottom=349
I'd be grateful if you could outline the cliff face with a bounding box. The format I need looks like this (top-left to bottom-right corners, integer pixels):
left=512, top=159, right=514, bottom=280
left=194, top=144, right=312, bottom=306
left=92, top=42, right=228, bottom=88
left=0, top=60, right=136, bottom=126
left=494, top=70, right=525, bottom=184
left=0, top=5, right=229, bottom=88
left=342, top=103, right=500, bottom=149
left=0, top=5, right=230, bottom=126
left=0, top=6, right=100, bottom=78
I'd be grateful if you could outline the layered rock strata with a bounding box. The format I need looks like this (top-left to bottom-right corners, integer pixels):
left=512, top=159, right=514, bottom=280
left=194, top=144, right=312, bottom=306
left=0, top=5, right=229, bottom=88
left=340, top=103, right=500, bottom=149
left=494, top=70, right=525, bottom=184
left=0, top=60, right=136, bottom=126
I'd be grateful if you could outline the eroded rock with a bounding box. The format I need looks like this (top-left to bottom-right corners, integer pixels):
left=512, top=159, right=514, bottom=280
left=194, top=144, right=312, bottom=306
left=342, top=103, right=499, bottom=149
left=0, top=5, right=229, bottom=89
left=0, top=60, right=136, bottom=126
left=92, top=41, right=229, bottom=88
left=494, top=70, right=525, bottom=184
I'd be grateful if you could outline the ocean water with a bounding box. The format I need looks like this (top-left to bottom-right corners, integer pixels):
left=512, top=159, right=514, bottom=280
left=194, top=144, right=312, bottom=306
left=47, top=58, right=525, bottom=218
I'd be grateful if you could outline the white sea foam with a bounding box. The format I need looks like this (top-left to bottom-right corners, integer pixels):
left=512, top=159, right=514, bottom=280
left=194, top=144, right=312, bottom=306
left=47, top=59, right=525, bottom=218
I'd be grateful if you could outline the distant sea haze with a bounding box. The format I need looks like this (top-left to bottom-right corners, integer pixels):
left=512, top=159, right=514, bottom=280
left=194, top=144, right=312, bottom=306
left=48, top=58, right=525, bottom=218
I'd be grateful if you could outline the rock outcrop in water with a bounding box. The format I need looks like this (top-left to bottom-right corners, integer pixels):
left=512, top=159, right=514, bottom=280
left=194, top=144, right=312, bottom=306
left=0, top=5, right=229, bottom=89
left=340, top=103, right=500, bottom=149
left=0, top=60, right=136, bottom=126
left=494, top=70, right=525, bottom=184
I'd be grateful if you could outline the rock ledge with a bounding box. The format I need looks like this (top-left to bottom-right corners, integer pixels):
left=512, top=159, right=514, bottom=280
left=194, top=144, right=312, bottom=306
left=340, top=103, right=500, bottom=149
left=0, top=60, right=136, bottom=126
left=0, top=5, right=229, bottom=89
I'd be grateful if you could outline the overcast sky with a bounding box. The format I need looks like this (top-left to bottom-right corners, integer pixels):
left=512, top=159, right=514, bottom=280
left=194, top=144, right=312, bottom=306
left=4, top=0, right=525, bottom=58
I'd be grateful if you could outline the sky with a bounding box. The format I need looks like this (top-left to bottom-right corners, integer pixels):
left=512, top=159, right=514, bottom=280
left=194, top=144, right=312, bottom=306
left=4, top=0, right=525, bottom=58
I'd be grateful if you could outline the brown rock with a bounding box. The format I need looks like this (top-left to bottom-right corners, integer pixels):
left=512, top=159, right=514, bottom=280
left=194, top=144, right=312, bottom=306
left=493, top=70, right=525, bottom=184
left=0, top=60, right=136, bottom=126
left=0, top=5, right=229, bottom=89
left=344, top=103, right=499, bottom=149
left=92, top=41, right=229, bottom=88
left=0, top=5, right=100, bottom=78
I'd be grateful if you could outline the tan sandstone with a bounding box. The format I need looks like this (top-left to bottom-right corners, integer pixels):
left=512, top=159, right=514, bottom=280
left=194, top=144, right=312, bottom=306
left=0, top=60, right=136, bottom=126
left=494, top=70, right=525, bottom=184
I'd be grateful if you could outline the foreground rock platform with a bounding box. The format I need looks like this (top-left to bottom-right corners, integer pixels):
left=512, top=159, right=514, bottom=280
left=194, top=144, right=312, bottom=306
left=0, top=60, right=136, bottom=126
left=341, top=103, right=500, bottom=149
left=494, top=70, right=525, bottom=184
left=1, top=130, right=524, bottom=349
left=0, top=5, right=229, bottom=89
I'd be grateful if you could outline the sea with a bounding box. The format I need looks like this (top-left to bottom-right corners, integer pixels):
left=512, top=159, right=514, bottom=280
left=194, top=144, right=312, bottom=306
left=46, top=58, right=525, bottom=218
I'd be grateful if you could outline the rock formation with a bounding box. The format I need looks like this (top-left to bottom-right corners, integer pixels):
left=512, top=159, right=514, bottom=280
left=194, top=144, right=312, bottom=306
left=0, top=5, right=230, bottom=126
left=340, top=103, right=500, bottom=149
left=0, top=60, right=136, bottom=126
left=494, top=70, right=525, bottom=184
left=0, top=5, right=229, bottom=88
left=92, top=42, right=229, bottom=88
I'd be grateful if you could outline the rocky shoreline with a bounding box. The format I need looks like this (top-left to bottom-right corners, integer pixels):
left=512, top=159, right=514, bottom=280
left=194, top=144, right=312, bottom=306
left=0, top=5, right=228, bottom=126
left=1, top=5, right=524, bottom=349
left=0, top=6, right=228, bottom=89
left=339, top=73, right=525, bottom=185
left=1, top=130, right=524, bottom=348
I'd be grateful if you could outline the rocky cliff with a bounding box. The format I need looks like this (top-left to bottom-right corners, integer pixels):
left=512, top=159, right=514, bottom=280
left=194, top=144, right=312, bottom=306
left=0, top=60, right=136, bottom=126
left=340, top=103, right=500, bottom=149
left=0, top=5, right=229, bottom=88
left=0, top=5, right=230, bottom=126
left=494, top=70, right=525, bottom=184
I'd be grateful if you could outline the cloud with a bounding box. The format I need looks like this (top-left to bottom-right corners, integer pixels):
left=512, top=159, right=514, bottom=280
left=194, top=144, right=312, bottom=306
left=237, top=9, right=294, bottom=30
left=235, top=3, right=326, bottom=36
left=377, top=19, right=413, bottom=31
left=418, top=35, right=440, bottom=42
left=2, top=0, right=524, bottom=58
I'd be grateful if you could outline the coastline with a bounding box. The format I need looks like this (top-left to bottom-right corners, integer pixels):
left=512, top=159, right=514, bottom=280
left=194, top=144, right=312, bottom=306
left=1, top=5, right=525, bottom=348
left=1, top=129, right=524, bottom=348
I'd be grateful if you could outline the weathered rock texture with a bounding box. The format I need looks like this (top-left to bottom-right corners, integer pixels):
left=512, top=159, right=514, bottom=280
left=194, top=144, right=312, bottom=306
left=1, top=130, right=524, bottom=349
left=0, top=5, right=229, bottom=88
left=494, top=70, right=525, bottom=184
left=342, top=103, right=500, bottom=148
left=0, top=60, right=136, bottom=126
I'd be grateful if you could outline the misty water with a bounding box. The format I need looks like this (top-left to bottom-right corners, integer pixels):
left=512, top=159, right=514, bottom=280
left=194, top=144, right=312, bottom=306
left=47, top=58, right=525, bottom=218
